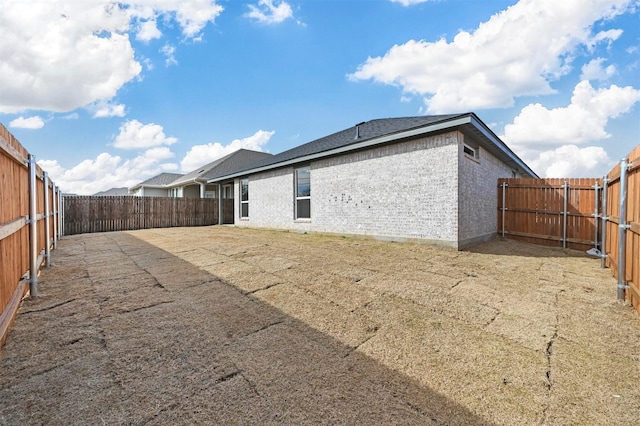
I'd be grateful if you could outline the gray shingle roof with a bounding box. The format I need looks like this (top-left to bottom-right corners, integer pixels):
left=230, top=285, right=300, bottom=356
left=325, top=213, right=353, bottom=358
left=133, top=172, right=184, bottom=188
left=213, top=114, right=461, bottom=177
left=170, top=149, right=273, bottom=186
left=93, top=187, right=132, bottom=196
left=207, top=113, right=537, bottom=180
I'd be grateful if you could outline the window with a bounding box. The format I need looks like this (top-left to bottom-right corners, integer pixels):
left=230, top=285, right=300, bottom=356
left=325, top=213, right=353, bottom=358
left=223, top=185, right=233, bottom=199
left=295, top=167, right=310, bottom=219
left=240, top=179, right=249, bottom=218
left=463, top=138, right=480, bottom=160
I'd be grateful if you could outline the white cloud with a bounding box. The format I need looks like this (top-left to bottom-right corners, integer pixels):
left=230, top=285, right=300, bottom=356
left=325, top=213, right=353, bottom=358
left=349, top=0, right=632, bottom=113
left=245, top=0, right=293, bottom=24
left=161, top=43, right=178, bottom=66
left=181, top=130, right=274, bottom=171
left=39, top=148, right=178, bottom=195
left=0, top=1, right=223, bottom=114
left=527, top=145, right=612, bottom=178
left=580, top=58, right=616, bottom=81
left=113, top=119, right=178, bottom=150
left=9, top=116, right=45, bottom=129
left=503, top=80, right=640, bottom=145
left=136, top=19, right=162, bottom=41
left=91, top=101, right=127, bottom=118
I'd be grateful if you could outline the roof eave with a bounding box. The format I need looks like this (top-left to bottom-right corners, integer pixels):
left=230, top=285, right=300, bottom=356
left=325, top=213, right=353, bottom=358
left=207, top=115, right=474, bottom=183
left=465, top=113, right=538, bottom=178
left=207, top=113, right=537, bottom=182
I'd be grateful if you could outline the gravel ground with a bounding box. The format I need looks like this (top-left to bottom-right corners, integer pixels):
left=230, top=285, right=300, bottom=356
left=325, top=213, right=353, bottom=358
left=1, top=226, right=639, bottom=425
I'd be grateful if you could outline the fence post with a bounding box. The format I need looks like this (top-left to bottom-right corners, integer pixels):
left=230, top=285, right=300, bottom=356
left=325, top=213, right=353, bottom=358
left=60, top=193, right=65, bottom=237
left=43, top=172, right=51, bottom=268
left=562, top=182, right=568, bottom=249
left=601, top=176, right=608, bottom=268
left=593, top=180, right=599, bottom=251
left=617, top=158, right=630, bottom=301
left=501, top=182, right=507, bottom=237
left=53, top=186, right=59, bottom=248
left=27, top=154, right=38, bottom=297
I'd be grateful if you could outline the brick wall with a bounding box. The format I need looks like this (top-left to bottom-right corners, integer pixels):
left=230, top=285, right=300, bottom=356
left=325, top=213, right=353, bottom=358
left=236, top=131, right=461, bottom=247
left=234, top=168, right=313, bottom=233
left=457, top=141, right=516, bottom=247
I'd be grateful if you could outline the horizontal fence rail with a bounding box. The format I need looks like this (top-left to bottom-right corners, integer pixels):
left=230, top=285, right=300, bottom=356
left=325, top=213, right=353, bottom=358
left=498, top=178, right=601, bottom=251
left=1, top=123, right=59, bottom=348
left=498, top=145, right=639, bottom=315
left=62, top=196, right=230, bottom=235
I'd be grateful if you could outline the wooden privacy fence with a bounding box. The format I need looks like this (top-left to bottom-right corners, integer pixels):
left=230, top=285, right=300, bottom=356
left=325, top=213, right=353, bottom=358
left=62, top=196, right=233, bottom=235
left=497, top=178, right=600, bottom=251
left=498, top=145, right=640, bottom=314
left=1, top=123, right=60, bottom=347
left=604, top=146, right=640, bottom=313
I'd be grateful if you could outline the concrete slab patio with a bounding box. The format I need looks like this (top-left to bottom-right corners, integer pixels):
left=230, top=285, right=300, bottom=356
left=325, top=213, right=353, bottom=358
left=1, top=227, right=639, bottom=425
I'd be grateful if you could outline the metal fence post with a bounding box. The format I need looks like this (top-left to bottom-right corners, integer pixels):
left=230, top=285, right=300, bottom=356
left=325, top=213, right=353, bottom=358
left=27, top=154, right=38, bottom=297
left=53, top=185, right=58, bottom=249
left=600, top=176, right=608, bottom=268
left=593, top=180, right=599, bottom=251
left=617, top=158, right=629, bottom=301
left=44, top=172, right=51, bottom=268
left=60, top=192, right=64, bottom=237
left=562, top=182, right=568, bottom=249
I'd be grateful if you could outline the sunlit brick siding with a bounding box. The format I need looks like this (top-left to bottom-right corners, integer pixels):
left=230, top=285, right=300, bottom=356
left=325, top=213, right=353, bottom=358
left=311, top=132, right=460, bottom=245
left=236, top=131, right=462, bottom=248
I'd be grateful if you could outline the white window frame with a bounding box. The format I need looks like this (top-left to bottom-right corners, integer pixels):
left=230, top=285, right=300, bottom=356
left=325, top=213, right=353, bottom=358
left=240, top=179, right=249, bottom=219
left=463, top=143, right=480, bottom=161
left=223, top=185, right=233, bottom=199
left=295, top=166, right=311, bottom=220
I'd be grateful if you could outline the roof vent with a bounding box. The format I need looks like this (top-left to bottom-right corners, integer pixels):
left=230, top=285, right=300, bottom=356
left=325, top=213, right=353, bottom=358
left=354, top=121, right=365, bottom=140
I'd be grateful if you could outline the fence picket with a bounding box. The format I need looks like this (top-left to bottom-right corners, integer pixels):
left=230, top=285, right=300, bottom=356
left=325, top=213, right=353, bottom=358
left=62, top=196, right=219, bottom=235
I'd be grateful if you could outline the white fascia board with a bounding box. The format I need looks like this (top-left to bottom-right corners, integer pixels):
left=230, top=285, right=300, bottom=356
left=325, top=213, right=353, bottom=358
left=207, top=116, right=472, bottom=183
left=468, top=115, right=538, bottom=178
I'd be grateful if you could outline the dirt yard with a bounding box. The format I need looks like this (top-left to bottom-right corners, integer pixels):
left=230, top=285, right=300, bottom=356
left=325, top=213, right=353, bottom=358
left=1, top=226, right=639, bottom=425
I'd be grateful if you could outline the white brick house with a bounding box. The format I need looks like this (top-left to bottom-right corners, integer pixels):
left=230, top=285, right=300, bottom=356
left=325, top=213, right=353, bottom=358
left=208, top=113, right=537, bottom=249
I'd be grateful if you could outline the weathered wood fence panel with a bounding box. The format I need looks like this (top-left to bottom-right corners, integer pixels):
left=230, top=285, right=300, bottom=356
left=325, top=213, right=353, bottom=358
left=498, top=178, right=600, bottom=251
left=62, top=196, right=220, bottom=235
left=498, top=145, right=639, bottom=315
left=1, top=123, right=60, bottom=347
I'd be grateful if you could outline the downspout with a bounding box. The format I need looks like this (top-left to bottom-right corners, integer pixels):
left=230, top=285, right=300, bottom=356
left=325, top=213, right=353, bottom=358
left=200, top=182, right=206, bottom=198
left=218, top=183, right=223, bottom=225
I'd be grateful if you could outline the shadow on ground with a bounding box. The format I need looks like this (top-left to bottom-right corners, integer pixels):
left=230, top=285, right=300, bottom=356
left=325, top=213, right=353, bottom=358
left=0, top=232, right=492, bottom=425
left=464, top=236, right=594, bottom=259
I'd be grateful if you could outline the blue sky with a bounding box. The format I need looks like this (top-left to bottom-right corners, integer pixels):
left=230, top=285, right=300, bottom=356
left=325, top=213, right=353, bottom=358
left=1, top=0, right=639, bottom=194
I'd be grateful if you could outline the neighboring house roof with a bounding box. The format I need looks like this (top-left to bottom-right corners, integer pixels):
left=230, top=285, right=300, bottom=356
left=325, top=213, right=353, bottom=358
left=93, top=187, right=131, bottom=196
left=169, top=149, right=272, bottom=187
left=208, top=113, right=538, bottom=182
left=129, top=173, right=184, bottom=191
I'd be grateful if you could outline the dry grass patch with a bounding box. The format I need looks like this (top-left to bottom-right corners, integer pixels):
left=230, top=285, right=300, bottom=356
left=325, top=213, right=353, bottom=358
left=2, top=226, right=639, bottom=425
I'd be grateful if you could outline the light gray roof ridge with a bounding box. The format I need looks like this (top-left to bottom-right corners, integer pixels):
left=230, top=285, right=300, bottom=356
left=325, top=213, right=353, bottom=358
left=132, top=172, right=184, bottom=188
left=169, top=149, right=274, bottom=186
